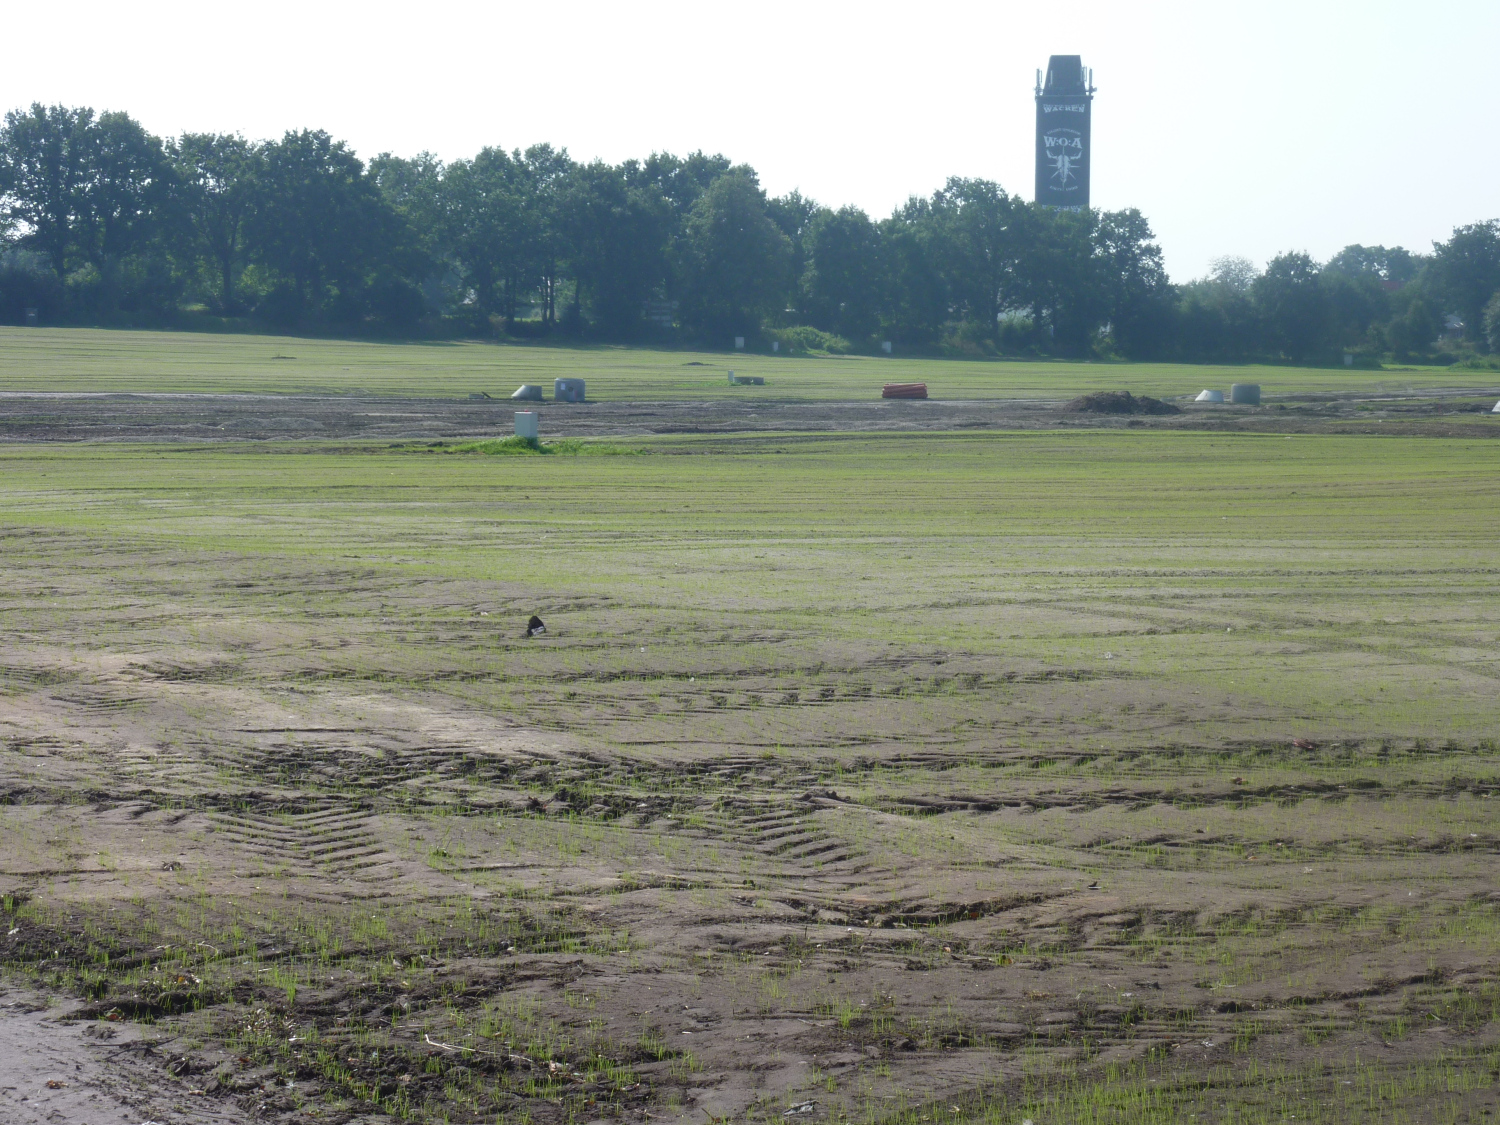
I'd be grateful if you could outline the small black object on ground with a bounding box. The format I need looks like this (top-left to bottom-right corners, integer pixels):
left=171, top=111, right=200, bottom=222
left=1061, top=391, right=1181, bottom=415
left=525, top=615, right=546, bottom=638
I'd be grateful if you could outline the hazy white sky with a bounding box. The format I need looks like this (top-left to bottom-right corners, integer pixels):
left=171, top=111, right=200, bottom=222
left=4, top=0, right=1495, bottom=280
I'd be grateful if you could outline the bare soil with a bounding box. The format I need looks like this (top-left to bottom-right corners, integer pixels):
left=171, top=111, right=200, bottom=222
left=4, top=633, right=1498, bottom=1124
left=1, top=388, right=1498, bottom=442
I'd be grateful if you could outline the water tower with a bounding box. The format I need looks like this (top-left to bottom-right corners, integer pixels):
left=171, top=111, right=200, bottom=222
left=1035, top=55, right=1095, bottom=209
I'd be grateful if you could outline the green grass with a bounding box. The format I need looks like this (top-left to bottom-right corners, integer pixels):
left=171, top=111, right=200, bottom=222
left=439, top=436, right=640, bottom=455
left=3, top=325, right=1500, bottom=399
left=1, top=428, right=1497, bottom=745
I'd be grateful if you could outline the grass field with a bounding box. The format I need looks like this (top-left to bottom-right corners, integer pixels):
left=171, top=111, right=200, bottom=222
left=0, top=330, right=1498, bottom=1123
left=2, top=430, right=1498, bottom=745
left=4, top=325, right=1500, bottom=400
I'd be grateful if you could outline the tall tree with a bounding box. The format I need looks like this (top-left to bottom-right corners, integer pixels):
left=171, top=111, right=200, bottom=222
left=248, top=129, right=394, bottom=323
left=1483, top=290, right=1500, bottom=354
left=1429, top=220, right=1500, bottom=343
left=559, top=160, right=670, bottom=337
left=441, top=147, right=529, bottom=321
left=1254, top=252, right=1329, bottom=361
left=641, top=151, right=732, bottom=220
left=1093, top=208, right=1174, bottom=358
left=369, top=151, right=447, bottom=268
left=171, top=133, right=259, bottom=312
left=0, top=103, right=95, bottom=277
left=801, top=205, right=883, bottom=340
left=1016, top=204, right=1105, bottom=351
left=675, top=171, right=791, bottom=342
left=767, top=189, right=819, bottom=317
left=77, top=111, right=172, bottom=273
left=932, top=178, right=1023, bottom=337
left=1324, top=243, right=1420, bottom=287
left=878, top=197, right=949, bottom=344
left=520, top=144, right=574, bottom=327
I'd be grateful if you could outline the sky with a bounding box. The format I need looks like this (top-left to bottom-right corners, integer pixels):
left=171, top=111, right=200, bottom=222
left=4, top=0, right=1496, bottom=281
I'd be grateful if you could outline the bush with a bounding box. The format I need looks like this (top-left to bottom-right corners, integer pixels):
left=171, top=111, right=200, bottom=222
left=254, top=285, right=306, bottom=330
left=0, top=249, right=64, bottom=325
left=763, top=325, right=852, bottom=354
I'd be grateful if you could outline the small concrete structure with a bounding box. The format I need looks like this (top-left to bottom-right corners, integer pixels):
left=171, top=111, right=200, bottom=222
left=734, top=336, right=745, bottom=349
left=511, top=384, right=544, bottom=401
left=728, top=371, right=764, bottom=385
left=514, top=411, right=538, bottom=439
left=881, top=341, right=893, bottom=354
left=554, top=378, right=586, bottom=403
left=1492, top=400, right=1500, bottom=414
left=1230, top=383, right=1261, bottom=405
left=772, top=341, right=780, bottom=353
left=1195, top=389, right=1225, bottom=403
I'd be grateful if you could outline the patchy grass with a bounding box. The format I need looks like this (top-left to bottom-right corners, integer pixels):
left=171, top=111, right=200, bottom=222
left=1, top=426, right=1497, bottom=1123
left=5, top=325, right=1500, bottom=400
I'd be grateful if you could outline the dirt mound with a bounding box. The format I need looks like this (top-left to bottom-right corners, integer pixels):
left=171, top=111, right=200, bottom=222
left=1061, top=390, right=1181, bottom=415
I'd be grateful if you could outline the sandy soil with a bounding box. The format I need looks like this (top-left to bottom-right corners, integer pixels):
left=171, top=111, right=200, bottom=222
left=0, top=985, right=258, bottom=1125
left=3, top=658, right=1497, bottom=1123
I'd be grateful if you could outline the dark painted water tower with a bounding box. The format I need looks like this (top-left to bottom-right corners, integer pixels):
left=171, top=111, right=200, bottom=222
left=1035, top=55, right=1095, bottom=209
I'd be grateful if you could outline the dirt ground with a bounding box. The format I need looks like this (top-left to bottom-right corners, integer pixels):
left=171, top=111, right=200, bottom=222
left=1, top=395, right=1498, bottom=1124
left=1, top=387, right=1498, bottom=442
left=3, top=659, right=1497, bottom=1124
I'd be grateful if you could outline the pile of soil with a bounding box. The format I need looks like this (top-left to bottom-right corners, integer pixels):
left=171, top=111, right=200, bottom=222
left=1062, top=390, right=1182, bottom=415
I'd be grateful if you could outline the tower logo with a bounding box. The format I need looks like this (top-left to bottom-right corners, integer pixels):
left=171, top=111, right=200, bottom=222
left=1042, top=130, right=1084, bottom=190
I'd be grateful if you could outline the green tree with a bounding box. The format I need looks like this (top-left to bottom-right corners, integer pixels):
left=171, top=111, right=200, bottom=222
left=877, top=197, right=949, bottom=345
left=441, top=147, right=529, bottom=322
left=559, top=159, right=671, bottom=337
left=1386, top=288, right=1442, bottom=360
left=520, top=144, right=574, bottom=328
left=933, top=178, right=1023, bottom=337
left=675, top=171, right=792, bottom=343
left=1325, top=243, right=1420, bottom=286
left=77, top=111, right=172, bottom=271
left=1483, top=290, right=1500, bottom=354
left=1017, top=204, right=1106, bottom=352
left=0, top=103, right=95, bottom=277
left=1093, top=207, right=1173, bottom=358
left=1428, top=220, right=1500, bottom=343
left=369, top=151, right=447, bottom=266
left=767, top=190, right=819, bottom=318
left=1254, top=252, right=1328, bottom=361
left=171, top=133, right=259, bottom=312
left=801, top=205, right=883, bottom=341
left=247, top=129, right=396, bottom=326
left=641, top=151, right=732, bottom=220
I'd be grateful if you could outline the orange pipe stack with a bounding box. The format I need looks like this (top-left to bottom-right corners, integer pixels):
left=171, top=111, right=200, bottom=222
left=881, top=383, right=928, bottom=399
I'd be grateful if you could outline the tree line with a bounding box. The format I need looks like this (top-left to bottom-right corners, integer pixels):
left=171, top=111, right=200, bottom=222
left=2, top=103, right=1498, bottom=362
